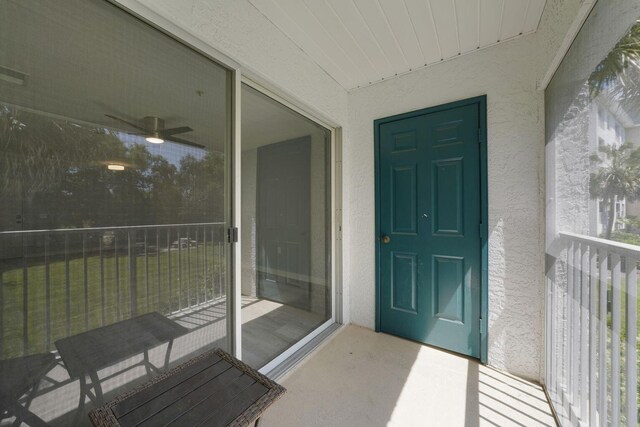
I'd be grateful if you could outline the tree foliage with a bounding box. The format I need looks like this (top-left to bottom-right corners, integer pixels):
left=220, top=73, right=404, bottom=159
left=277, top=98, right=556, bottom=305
left=589, top=142, right=640, bottom=239
left=0, top=105, right=224, bottom=232
left=588, top=19, right=640, bottom=98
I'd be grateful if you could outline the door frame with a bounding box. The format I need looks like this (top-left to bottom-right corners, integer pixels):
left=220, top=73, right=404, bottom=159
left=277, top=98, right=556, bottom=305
left=374, top=95, right=488, bottom=363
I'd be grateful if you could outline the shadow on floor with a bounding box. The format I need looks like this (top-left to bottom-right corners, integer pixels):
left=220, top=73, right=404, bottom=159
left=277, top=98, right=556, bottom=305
left=261, top=325, right=556, bottom=427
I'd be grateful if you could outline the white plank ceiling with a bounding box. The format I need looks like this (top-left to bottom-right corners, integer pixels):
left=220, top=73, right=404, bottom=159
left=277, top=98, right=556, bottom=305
left=249, top=0, right=547, bottom=90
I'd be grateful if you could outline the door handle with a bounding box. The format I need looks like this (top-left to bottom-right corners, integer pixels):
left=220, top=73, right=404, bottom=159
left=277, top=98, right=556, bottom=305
left=381, top=235, right=391, bottom=244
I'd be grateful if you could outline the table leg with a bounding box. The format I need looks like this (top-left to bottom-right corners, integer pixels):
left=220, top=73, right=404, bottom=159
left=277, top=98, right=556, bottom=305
left=6, top=401, right=49, bottom=427
left=11, top=374, right=44, bottom=427
left=163, top=339, right=175, bottom=371
left=88, top=370, right=104, bottom=405
left=143, top=350, right=153, bottom=378
left=254, top=417, right=261, bottom=427
left=71, top=375, right=87, bottom=427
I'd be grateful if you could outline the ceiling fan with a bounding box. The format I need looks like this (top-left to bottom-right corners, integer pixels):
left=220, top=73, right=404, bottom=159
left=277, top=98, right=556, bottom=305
left=105, top=114, right=205, bottom=149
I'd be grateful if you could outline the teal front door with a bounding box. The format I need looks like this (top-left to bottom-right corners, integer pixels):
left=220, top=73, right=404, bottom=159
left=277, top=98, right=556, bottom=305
left=375, top=98, right=486, bottom=359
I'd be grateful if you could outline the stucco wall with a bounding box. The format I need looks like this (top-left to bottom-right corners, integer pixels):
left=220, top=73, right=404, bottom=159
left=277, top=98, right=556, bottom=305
left=344, top=0, right=583, bottom=381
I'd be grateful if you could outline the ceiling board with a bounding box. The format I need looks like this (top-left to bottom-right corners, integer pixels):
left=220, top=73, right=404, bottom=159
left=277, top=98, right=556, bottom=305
left=455, top=0, right=480, bottom=53
left=352, top=0, right=409, bottom=72
left=429, top=0, right=459, bottom=59
left=303, top=0, right=379, bottom=85
left=251, top=0, right=355, bottom=88
left=500, top=0, right=530, bottom=41
left=326, top=0, right=395, bottom=85
left=524, top=0, right=547, bottom=33
left=479, top=0, right=503, bottom=46
left=378, top=0, right=424, bottom=70
left=278, top=0, right=367, bottom=86
left=249, top=0, right=547, bottom=90
left=404, top=0, right=441, bottom=65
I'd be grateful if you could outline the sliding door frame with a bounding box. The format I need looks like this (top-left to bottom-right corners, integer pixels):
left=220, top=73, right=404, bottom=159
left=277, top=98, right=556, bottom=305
left=241, top=77, right=341, bottom=375
left=108, top=0, right=342, bottom=374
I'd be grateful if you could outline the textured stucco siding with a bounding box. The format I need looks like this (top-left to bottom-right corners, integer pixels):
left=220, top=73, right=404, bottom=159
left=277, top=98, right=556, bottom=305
left=344, top=0, right=584, bottom=381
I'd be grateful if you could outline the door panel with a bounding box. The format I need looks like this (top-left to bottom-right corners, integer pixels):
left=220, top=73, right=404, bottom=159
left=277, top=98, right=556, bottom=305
left=256, top=137, right=311, bottom=309
left=378, top=103, right=481, bottom=358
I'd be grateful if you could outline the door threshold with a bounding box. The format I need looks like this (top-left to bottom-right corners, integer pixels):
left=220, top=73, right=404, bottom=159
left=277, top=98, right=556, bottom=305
left=264, top=323, right=342, bottom=380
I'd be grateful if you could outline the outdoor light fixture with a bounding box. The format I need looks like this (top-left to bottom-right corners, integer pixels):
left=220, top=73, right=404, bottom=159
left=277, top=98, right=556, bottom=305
left=145, top=135, right=164, bottom=144
left=107, top=164, right=125, bottom=171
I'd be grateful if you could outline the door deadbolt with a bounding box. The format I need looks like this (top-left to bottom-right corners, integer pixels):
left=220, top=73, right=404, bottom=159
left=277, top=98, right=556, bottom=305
left=381, top=235, right=391, bottom=244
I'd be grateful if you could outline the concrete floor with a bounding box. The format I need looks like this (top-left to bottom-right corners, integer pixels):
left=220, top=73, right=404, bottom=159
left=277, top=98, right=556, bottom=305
left=261, top=325, right=556, bottom=427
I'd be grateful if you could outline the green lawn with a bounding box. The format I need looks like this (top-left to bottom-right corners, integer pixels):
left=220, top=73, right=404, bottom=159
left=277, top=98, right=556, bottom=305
left=0, top=244, right=225, bottom=359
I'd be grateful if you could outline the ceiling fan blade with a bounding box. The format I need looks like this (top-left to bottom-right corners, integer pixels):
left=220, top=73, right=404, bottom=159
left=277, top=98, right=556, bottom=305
left=160, top=126, right=193, bottom=136
left=167, top=136, right=205, bottom=149
left=105, top=114, right=147, bottom=132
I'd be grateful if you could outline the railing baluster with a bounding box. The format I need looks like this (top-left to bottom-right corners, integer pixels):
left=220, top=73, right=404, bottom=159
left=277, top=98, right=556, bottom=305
left=100, top=234, right=105, bottom=326
left=588, top=246, right=597, bottom=426
left=187, top=227, right=191, bottom=308
left=564, top=254, right=571, bottom=425
left=44, top=233, right=51, bottom=350
left=625, top=256, right=637, bottom=427
left=566, top=242, right=574, bottom=398
left=23, top=242, right=29, bottom=355
left=547, top=257, right=555, bottom=394
left=156, top=229, right=161, bottom=311
left=83, top=232, right=89, bottom=330
left=196, top=228, right=200, bottom=307
left=115, top=233, right=120, bottom=321
left=178, top=229, right=182, bottom=311
left=65, top=234, right=70, bottom=337
left=572, top=242, right=581, bottom=419
left=580, top=244, right=589, bottom=421
left=598, top=249, right=608, bottom=427
left=167, top=228, right=172, bottom=313
left=218, top=241, right=223, bottom=299
left=145, top=230, right=149, bottom=313
left=611, top=253, right=621, bottom=427
left=211, top=227, right=217, bottom=299
left=128, top=230, right=137, bottom=318
left=204, top=226, right=208, bottom=303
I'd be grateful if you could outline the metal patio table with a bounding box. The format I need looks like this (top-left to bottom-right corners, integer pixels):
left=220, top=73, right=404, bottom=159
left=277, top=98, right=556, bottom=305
left=55, top=312, right=188, bottom=426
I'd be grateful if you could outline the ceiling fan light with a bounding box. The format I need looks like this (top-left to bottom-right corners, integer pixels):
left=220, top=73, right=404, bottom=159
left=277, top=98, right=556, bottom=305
left=145, top=136, right=164, bottom=144
left=107, top=164, right=125, bottom=171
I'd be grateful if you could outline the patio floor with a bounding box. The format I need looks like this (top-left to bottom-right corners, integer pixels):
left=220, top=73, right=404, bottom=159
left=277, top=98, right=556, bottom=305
left=261, top=325, right=556, bottom=427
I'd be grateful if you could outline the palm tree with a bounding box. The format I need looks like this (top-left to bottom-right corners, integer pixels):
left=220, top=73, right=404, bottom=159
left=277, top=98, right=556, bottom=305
left=590, top=142, right=640, bottom=239
left=588, top=19, right=640, bottom=98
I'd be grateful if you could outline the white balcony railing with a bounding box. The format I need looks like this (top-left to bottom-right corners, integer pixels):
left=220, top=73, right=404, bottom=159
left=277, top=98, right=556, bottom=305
left=547, top=232, right=638, bottom=426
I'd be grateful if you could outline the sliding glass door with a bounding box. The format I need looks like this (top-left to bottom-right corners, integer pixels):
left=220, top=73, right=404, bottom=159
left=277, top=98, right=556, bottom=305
left=0, top=0, right=231, bottom=425
left=0, top=1, right=336, bottom=425
left=240, top=84, right=333, bottom=369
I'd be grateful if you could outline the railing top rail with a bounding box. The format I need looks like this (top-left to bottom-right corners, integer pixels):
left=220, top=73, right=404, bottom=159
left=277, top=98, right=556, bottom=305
left=0, top=222, right=226, bottom=237
left=559, top=231, right=640, bottom=258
